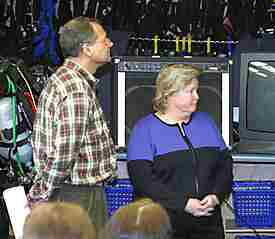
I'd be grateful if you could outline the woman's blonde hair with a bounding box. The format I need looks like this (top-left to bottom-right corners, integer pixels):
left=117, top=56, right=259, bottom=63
left=153, top=64, right=201, bottom=113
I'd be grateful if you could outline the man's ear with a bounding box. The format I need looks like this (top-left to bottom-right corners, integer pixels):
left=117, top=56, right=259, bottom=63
left=82, top=45, right=93, bottom=57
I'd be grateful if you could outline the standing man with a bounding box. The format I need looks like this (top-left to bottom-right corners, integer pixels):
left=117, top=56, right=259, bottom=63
left=28, top=17, right=117, bottom=232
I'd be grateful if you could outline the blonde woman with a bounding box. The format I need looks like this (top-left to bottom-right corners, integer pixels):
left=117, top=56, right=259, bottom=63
left=127, top=64, right=233, bottom=239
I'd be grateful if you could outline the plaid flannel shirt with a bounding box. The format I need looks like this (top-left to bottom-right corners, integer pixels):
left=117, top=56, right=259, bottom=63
left=29, top=59, right=117, bottom=200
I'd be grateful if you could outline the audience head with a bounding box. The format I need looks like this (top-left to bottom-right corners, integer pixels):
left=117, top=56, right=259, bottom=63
left=23, top=202, right=96, bottom=239
left=99, top=198, right=172, bottom=239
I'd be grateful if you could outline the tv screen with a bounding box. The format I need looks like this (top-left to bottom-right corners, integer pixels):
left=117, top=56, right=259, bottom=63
left=111, top=56, right=232, bottom=151
left=238, top=52, right=275, bottom=154
left=247, top=61, right=275, bottom=132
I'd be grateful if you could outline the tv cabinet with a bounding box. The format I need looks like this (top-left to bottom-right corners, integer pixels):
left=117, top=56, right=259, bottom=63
left=225, top=219, right=275, bottom=239
left=232, top=153, right=275, bottom=164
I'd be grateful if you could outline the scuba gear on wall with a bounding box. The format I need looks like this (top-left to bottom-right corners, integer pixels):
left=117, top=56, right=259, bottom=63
left=0, top=59, right=34, bottom=175
left=33, top=0, right=60, bottom=65
left=0, top=97, right=33, bottom=171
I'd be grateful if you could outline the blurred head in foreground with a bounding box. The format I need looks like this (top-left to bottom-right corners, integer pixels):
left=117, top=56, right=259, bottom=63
left=99, top=198, right=172, bottom=239
left=23, top=202, right=96, bottom=239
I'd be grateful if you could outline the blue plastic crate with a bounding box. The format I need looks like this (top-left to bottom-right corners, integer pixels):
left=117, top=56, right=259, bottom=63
left=105, top=179, right=134, bottom=217
left=232, top=181, right=275, bottom=228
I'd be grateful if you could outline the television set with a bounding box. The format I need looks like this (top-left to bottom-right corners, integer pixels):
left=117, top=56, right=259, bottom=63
left=237, top=52, right=275, bottom=154
left=111, top=56, right=232, bottom=152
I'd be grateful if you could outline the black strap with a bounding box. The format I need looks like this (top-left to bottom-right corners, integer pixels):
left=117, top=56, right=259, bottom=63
left=0, top=137, right=29, bottom=149
left=2, top=120, right=30, bottom=141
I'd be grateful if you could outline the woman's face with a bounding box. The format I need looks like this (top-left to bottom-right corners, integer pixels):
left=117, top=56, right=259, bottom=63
left=167, top=78, right=199, bottom=115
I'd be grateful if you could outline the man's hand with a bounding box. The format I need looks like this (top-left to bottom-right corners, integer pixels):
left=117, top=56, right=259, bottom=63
left=26, top=194, right=47, bottom=210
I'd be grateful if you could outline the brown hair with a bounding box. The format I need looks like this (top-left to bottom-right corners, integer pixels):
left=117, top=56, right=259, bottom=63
left=99, top=198, right=172, bottom=239
left=23, top=202, right=96, bottom=239
left=152, top=64, right=201, bottom=113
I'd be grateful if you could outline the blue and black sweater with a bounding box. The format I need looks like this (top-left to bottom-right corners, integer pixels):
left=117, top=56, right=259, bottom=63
left=127, top=112, right=233, bottom=211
